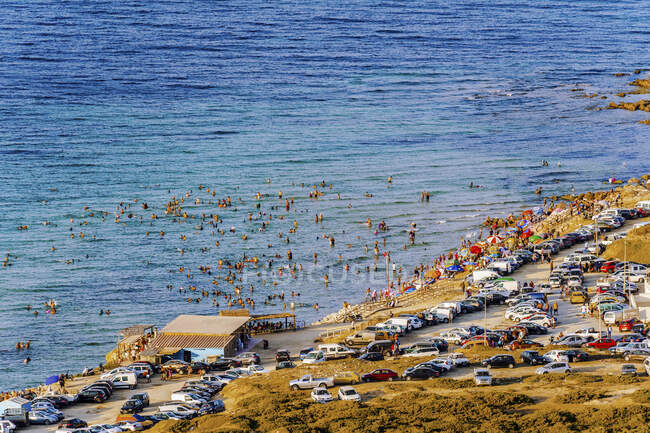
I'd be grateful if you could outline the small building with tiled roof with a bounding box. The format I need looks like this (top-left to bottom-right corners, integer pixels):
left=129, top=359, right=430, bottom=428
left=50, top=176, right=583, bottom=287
left=146, top=314, right=250, bottom=362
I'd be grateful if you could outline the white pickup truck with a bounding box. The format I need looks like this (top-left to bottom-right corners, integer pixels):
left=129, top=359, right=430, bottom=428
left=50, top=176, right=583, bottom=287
left=289, top=375, right=334, bottom=390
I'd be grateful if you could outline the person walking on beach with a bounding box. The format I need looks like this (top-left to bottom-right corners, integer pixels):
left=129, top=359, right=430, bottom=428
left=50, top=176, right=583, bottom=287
left=552, top=301, right=558, bottom=317
left=607, top=325, right=612, bottom=339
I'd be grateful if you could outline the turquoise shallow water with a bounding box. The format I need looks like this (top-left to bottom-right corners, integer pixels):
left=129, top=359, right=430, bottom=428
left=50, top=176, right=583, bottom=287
left=1, top=0, right=649, bottom=390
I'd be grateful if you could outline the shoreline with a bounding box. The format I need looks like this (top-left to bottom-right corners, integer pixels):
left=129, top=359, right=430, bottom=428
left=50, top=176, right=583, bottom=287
left=3, top=174, right=650, bottom=399
left=10, top=191, right=650, bottom=432
left=315, top=175, right=650, bottom=326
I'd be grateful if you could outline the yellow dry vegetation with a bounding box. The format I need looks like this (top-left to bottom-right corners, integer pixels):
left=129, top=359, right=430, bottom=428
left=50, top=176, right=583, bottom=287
left=146, top=356, right=650, bottom=433
left=603, top=224, right=650, bottom=265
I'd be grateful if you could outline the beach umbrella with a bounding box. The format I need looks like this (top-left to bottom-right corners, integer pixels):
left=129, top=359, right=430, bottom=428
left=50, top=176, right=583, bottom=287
left=469, top=245, right=482, bottom=255
left=522, top=209, right=533, bottom=216
left=446, top=265, right=464, bottom=272
left=520, top=229, right=532, bottom=239
left=533, top=207, right=544, bottom=215
left=459, top=248, right=469, bottom=258
left=516, top=219, right=529, bottom=229
left=462, top=261, right=476, bottom=266
left=45, top=375, right=60, bottom=385
left=486, top=235, right=503, bottom=244
left=529, top=235, right=542, bottom=242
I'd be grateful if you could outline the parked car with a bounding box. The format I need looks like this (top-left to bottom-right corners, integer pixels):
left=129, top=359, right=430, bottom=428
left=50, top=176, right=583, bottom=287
left=423, top=358, right=454, bottom=372
left=473, top=368, right=493, bottom=386
left=536, top=362, right=572, bottom=375
left=585, top=338, right=617, bottom=350
left=318, top=344, right=357, bottom=360
left=446, top=352, right=470, bottom=367
left=27, top=411, right=58, bottom=425
left=622, top=349, right=650, bottom=361
left=311, top=388, right=333, bottom=403
left=234, top=352, right=260, bottom=365
left=76, top=389, right=107, bottom=403
left=337, top=386, right=361, bottom=402
left=361, top=369, right=398, bottom=382
left=275, top=350, right=291, bottom=363
left=198, top=400, right=226, bottom=416
left=562, top=349, right=589, bottom=362
left=507, top=339, right=543, bottom=351
left=0, top=421, right=16, bottom=433
left=333, top=371, right=360, bottom=385
left=402, top=346, right=440, bottom=357
left=209, top=358, right=241, bottom=371
left=358, top=352, right=384, bottom=361
left=365, top=340, right=395, bottom=356
left=100, top=367, right=135, bottom=380
left=298, top=347, right=314, bottom=360
left=302, top=350, right=325, bottom=364
left=120, top=399, right=146, bottom=414
left=554, top=335, right=589, bottom=348
left=402, top=366, right=440, bottom=380
left=131, top=393, right=150, bottom=407
left=481, top=354, right=516, bottom=369
left=289, top=375, right=334, bottom=390
left=520, top=350, right=548, bottom=365
left=58, top=419, right=88, bottom=430
left=619, top=319, right=643, bottom=332
left=157, top=402, right=198, bottom=416
left=276, top=361, right=296, bottom=369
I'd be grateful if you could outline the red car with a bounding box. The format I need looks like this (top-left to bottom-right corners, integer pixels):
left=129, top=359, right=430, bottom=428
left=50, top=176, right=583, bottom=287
left=634, top=208, right=649, bottom=217
left=598, top=261, right=618, bottom=273
left=586, top=338, right=616, bottom=350
left=619, top=319, right=642, bottom=332
left=361, top=369, right=398, bottom=382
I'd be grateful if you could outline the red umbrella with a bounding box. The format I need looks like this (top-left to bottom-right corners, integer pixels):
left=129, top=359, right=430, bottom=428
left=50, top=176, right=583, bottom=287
left=486, top=235, right=504, bottom=244
left=520, top=229, right=532, bottom=239
left=469, top=245, right=482, bottom=255
left=522, top=209, right=533, bottom=216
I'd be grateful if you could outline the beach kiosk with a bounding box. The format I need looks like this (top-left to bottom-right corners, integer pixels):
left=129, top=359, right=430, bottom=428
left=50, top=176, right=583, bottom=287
left=106, top=324, right=154, bottom=366
left=146, top=314, right=251, bottom=362
left=0, top=397, right=30, bottom=426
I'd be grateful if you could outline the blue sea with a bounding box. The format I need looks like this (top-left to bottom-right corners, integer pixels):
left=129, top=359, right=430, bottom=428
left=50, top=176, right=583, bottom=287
left=0, top=0, right=649, bottom=391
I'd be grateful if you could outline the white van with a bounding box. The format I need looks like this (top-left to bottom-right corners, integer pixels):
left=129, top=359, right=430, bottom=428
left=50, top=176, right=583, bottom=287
left=429, top=307, right=452, bottom=322
left=487, top=261, right=512, bottom=275
left=109, top=371, right=138, bottom=389
left=472, top=270, right=500, bottom=283
left=596, top=209, right=623, bottom=219
left=377, top=317, right=411, bottom=331
left=634, top=201, right=650, bottom=212
left=438, top=302, right=463, bottom=315
left=317, top=344, right=357, bottom=360
left=603, top=309, right=627, bottom=325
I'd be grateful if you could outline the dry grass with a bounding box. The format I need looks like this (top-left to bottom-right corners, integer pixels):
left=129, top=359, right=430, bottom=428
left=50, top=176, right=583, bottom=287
left=603, top=224, right=650, bottom=264
left=146, top=356, right=650, bottom=433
